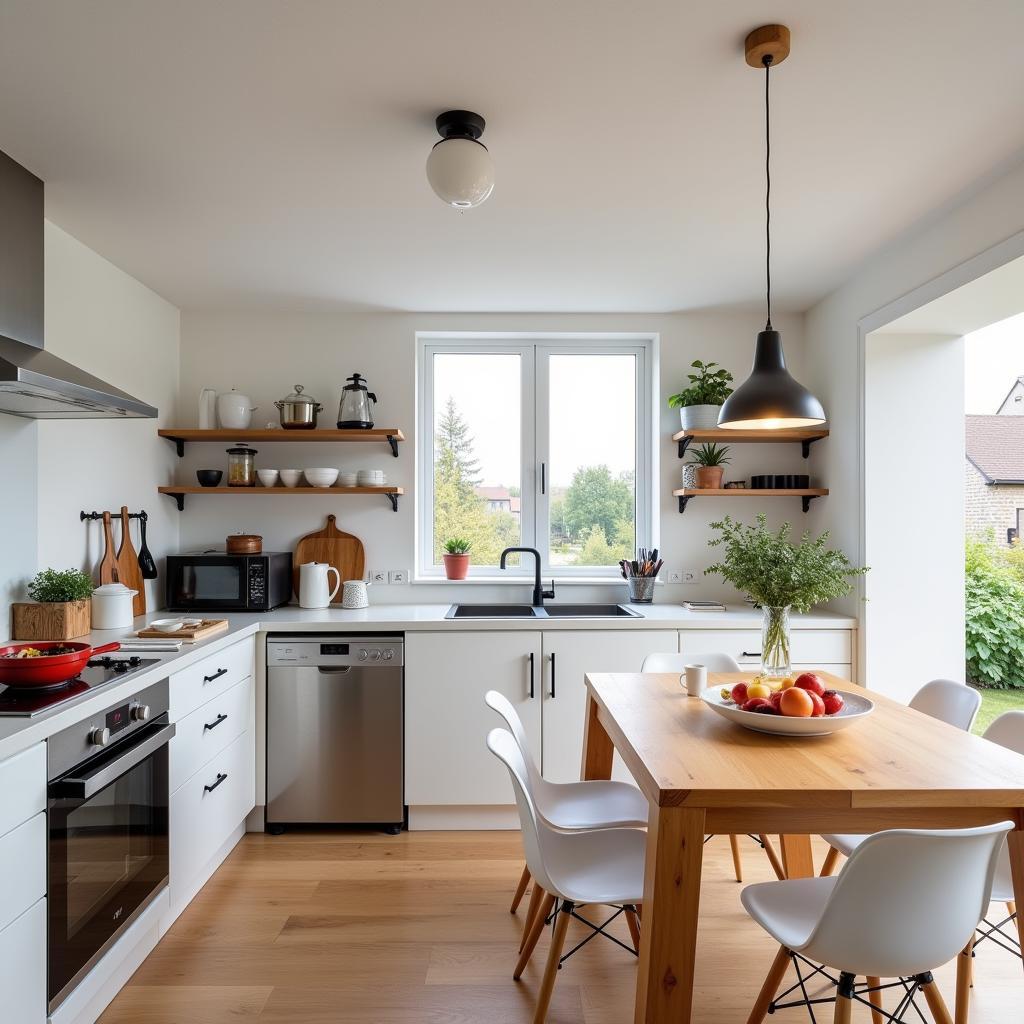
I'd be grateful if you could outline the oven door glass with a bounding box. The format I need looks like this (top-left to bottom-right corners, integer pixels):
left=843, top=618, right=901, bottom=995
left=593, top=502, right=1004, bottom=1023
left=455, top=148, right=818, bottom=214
left=48, top=734, right=169, bottom=1008
left=169, top=557, right=247, bottom=609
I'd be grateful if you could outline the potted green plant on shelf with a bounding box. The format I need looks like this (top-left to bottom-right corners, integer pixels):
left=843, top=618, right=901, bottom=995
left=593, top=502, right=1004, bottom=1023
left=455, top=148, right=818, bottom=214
left=442, top=538, right=472, bottom=580
left=668, top=360, right=734, bottom=430
left=704, top=514, right=868, bottom=678
left=12, top=568, right=95, bottom=640
left=688, top=442, right=732, bottom=489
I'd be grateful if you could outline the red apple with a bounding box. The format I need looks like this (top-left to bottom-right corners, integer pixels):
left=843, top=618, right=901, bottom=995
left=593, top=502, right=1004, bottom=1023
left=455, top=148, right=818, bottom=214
left=794, top=672, right=826, bottom=697
left=730, top=682, right=749, bottom=705
left=741, top=697, right=773, bottom=713
left=749, top=703, right=779, bottom=715
left=808, top=692, right=826, bottom=717
left=822, top=690, right=845, bottom=715
left=769, top=690, right=785, bottom=712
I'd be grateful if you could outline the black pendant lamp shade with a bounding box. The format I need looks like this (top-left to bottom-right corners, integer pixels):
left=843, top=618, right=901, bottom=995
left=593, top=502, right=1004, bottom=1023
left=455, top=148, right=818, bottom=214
left=718, top=25, right=826, bottom=431
left=717, top=329, right=826, bottom=430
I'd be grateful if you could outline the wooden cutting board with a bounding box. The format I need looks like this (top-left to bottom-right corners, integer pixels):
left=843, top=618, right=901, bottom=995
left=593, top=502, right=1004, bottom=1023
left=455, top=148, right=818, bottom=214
left=115, top=506, right=146, bottom=616
left=99, top=511, right=119, bottom=585
left=293, top=515, right=365, bottom=601
left=136, top=619, right=228, bottom=642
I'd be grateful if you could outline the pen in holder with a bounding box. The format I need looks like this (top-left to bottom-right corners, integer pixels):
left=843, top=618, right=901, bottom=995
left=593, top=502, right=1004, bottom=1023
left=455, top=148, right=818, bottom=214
left=619, top=547, right=663, bottom=605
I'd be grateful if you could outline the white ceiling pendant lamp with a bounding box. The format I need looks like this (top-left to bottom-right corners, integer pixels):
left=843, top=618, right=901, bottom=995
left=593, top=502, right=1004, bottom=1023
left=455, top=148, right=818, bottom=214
left=426, top=110, right=494, bottom=209
left=718, top=25, right=826, bottom=431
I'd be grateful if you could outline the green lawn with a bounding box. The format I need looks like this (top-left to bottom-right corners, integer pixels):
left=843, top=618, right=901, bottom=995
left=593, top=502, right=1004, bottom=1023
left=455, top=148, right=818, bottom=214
left=971, top=685, right=1024, bottom=736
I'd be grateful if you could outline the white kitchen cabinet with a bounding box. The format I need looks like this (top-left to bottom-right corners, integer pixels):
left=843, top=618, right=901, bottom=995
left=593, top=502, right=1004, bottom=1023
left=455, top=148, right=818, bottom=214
left=0, top=741, right=46, bottom=838
left=679, top=628, right=852, bottom=668
left=0, top=898, right=46, bottom=1024
left=405, top=631, right=542, bottom=806
left=540, top=630, right=677, bottom=783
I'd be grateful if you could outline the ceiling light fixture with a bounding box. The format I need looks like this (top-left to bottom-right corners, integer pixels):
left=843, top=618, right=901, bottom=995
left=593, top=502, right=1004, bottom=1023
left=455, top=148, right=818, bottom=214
left=718, top=25, right=826, bottom=431
left=426, top=110, right=494, bottom=209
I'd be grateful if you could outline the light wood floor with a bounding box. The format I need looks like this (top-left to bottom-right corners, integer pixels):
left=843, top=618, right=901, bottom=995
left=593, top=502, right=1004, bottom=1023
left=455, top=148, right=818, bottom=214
left=100, top=831, right=1021, bottom=1023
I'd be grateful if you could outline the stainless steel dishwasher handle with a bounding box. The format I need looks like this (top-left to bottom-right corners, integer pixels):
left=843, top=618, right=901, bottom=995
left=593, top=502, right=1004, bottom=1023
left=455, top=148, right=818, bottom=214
left=317, top=666, right=353, bottom=675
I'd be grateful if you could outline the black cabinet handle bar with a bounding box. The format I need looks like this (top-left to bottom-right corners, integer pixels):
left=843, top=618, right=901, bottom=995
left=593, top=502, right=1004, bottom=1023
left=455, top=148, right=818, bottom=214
left=204, top=772, right=228, bottom=794
left=203, top=668, right=228, bottom=683
left=203, top=713, right=228, bottom=732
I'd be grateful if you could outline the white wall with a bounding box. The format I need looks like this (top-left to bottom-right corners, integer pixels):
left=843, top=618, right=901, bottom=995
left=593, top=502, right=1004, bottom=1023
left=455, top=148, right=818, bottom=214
left=864, top=333, right=965, bottom=700
left=178, top=310, right=811, bottom=605
left=0, top=223, right=180, bottom=639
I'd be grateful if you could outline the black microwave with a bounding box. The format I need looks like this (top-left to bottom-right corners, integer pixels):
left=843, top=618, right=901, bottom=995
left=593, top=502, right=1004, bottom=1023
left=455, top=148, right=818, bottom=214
left=165, top=551, right=293, bottom=611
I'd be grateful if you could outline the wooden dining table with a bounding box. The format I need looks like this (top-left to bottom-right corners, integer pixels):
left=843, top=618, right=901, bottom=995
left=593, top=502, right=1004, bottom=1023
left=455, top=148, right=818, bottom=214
left=580, top=670, right=1024, bottom=1024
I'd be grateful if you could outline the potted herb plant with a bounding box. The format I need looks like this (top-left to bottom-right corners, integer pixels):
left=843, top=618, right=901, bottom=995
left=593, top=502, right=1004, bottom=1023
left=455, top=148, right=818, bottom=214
left=442, top=538, right=472, bottom=580
left=688, top=442, right=732, bottom=489
left=12, top=568, right=95, bottom=640
left=668, top=360, right=734, bottom=430
left=705, top=514, right=868, bottom=677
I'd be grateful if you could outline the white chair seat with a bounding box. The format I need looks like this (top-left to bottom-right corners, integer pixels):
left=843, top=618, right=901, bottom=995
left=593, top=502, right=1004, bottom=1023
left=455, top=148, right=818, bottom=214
left=543, top=779, right=648, bottom=831
left=741, top=876, right=837, bottom=950
left=821, top=834, right=865, bottom=858
left=544, top=825, right=647, bottom=905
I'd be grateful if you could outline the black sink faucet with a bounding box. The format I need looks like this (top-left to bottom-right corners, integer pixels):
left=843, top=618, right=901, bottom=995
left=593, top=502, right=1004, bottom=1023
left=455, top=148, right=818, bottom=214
left=500, top=547, right=555, bottom=608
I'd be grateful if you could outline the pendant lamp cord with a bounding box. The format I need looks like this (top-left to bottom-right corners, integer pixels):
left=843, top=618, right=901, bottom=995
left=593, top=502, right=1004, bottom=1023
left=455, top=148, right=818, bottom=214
left=763, top=54, right=773, bottom=331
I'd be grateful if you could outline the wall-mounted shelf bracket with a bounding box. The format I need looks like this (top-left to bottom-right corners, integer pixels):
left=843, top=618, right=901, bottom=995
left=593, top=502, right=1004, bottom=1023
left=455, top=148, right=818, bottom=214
left=387, top=492, right=399, bottom=512
left=677, top=435, right=693, bottom=459
left=163, top=435, right=186, bottom=458
left=163, top=491, right=186, bottom=511
left=387, top=434, right=400, bottom=458
left=678, top=495, right=692, bottom=513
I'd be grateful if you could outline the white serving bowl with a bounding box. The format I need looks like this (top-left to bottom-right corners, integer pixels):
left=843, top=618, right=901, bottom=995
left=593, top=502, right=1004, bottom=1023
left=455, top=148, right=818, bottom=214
left=279, top=469, right=302, bottom=488
left=149, top=618, right=184, bottom=633
left=304, top=468, right=339, bottom=488
left=700, top=686, right=874, bottom=737
left=256, top=469, right=279, bottom=488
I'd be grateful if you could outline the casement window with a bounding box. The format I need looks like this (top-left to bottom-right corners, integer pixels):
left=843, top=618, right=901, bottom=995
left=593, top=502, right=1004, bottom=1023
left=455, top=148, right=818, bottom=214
left=416, top=334, right=654, bottom=578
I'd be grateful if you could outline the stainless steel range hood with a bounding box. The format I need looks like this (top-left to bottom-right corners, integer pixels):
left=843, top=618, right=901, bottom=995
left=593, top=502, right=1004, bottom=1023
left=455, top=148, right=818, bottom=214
left=0, top=149, right=157, bottom=419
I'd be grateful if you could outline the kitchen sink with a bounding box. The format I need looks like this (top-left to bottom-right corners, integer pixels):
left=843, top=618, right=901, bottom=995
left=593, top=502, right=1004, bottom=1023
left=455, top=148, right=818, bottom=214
left=446, top=603, right=642, bottom=619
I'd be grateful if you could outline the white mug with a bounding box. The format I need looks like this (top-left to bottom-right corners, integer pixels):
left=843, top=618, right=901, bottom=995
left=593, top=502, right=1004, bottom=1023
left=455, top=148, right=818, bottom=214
left=341, top=580, right=371, bottom=609
left=298, top=562, right=341, bottom=609
left=684, top=663, right=707, bottom=698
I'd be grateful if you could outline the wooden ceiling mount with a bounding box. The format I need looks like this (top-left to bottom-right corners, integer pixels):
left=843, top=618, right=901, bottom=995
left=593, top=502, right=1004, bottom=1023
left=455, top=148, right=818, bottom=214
left=744, top=24, right=791, bottom=68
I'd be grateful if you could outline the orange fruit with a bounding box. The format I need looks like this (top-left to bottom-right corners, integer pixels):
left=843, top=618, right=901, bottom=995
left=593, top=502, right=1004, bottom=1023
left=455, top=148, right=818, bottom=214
left=779, top=687, right=814, bottom=718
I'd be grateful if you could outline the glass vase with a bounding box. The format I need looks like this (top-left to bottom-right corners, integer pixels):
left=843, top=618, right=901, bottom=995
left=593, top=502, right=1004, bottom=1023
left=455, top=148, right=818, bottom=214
left=761, top=605, right=792, bottom=678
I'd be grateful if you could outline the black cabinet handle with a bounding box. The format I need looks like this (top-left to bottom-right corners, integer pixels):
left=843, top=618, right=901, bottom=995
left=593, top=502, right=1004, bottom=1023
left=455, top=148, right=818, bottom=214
left=204, top=772, right=228, bottom=794
left=549, top=652, right=556, bottom=699
left=741, top=651, right=762, bottom=659
left=203, top=713, right=228, bottom=732
left=203, top=668, right=228, bottom=684
left=528, top=652, right=535, bottom=699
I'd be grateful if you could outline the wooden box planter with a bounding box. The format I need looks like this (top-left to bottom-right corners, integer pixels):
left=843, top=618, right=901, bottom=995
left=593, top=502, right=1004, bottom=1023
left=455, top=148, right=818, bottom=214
left=12, top=600, right=92, bottom=641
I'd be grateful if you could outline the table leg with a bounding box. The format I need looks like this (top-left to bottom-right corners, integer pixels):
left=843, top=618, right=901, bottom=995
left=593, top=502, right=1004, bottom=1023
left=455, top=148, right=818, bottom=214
left=779, top=834, right=815, bottom=879
left=581, top=692, right=614, bottom=781
left=634, top=806, right=706, bottom=1023
left=1008, top=815, right=1024, bottom=974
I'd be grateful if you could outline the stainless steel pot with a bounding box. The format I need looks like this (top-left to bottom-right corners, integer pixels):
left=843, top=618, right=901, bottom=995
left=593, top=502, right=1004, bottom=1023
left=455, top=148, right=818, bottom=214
left=275, top=384, right=322, bottom=429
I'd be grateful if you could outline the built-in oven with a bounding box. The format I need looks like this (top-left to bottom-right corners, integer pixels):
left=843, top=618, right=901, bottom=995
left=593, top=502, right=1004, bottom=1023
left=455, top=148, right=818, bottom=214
left=47, top=679, right=174, bottom=1012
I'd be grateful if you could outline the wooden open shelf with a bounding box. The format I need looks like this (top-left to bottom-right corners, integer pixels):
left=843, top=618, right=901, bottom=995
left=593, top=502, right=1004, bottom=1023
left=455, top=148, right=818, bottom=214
left=158, top=428, right=405, bottom=458
left=672, top=427, right=828, bottom=459
left=671, top=487, right=828, bottom=514
left=158, top=485, right=404, bottom=512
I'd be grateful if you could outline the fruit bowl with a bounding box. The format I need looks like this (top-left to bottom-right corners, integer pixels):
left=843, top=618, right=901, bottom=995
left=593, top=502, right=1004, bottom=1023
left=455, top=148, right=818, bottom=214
left=701, top=686, right=875, bottom=737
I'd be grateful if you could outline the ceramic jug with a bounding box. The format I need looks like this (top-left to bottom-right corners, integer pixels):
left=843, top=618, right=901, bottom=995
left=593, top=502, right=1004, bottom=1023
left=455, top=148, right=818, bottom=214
left=298, top=562, right=341, bottom=609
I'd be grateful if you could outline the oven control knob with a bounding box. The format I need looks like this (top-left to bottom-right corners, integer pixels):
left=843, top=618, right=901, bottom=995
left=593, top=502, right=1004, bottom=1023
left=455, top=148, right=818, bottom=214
left=89, top=726, right=111, bottom=747
left=358, top=649, right=368, bottom=661
left=130, top=703, right=151, bottom=722
left=369, top=649, right=381, bottom=661
left=382, top=650, right=394, bottom=661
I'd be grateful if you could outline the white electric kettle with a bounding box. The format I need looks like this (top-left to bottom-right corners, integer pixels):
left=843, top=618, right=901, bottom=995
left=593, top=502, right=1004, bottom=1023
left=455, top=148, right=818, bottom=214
left=298, top=562, right=341, bottom=609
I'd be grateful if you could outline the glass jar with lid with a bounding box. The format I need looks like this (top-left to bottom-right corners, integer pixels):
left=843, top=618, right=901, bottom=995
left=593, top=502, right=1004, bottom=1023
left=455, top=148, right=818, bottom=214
left=226, top=445, right=258, bottom=487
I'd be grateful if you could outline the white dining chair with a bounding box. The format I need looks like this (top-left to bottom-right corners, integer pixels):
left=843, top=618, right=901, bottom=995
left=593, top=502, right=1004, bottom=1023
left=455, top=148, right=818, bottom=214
left=485, top=690, right=647, bottom=946
left=641, top=650, right=786, bottom=883
left=487, top=727, right=646, bottom=1024
left=820, top=679, right=983, bottom=878
left=744, top=822, right=1012, bottom=1024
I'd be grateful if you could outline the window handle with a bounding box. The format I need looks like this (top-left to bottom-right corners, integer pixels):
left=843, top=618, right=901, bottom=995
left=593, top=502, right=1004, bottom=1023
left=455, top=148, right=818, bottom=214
left=741, top=651, right=762, bottom=659
left=540, top=462, right=546, bottom=495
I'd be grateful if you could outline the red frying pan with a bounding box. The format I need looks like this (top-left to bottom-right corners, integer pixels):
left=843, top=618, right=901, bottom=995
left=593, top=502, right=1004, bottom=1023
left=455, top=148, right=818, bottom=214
left=0, top=641, right=121, bottom=688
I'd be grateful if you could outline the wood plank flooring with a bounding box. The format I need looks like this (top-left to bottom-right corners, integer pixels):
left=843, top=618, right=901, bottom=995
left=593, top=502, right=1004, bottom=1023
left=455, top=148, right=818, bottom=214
left=100, top=831, right=1021, bottom=1023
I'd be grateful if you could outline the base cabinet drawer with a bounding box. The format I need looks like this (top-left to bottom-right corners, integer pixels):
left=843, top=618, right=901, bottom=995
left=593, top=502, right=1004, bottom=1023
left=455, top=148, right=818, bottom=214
left=0, top=898, right=46, bottom=1023
left=680, top=629, right=851, bottom=667
left=170, top=727, right=254, bottom=902
left=0, top=742, right=45, bottom=840
left=0, top=813, right=45, bottom=933
left=170, top=676, right=252, bottom=793
left=169, top=638, right=254, bottom=720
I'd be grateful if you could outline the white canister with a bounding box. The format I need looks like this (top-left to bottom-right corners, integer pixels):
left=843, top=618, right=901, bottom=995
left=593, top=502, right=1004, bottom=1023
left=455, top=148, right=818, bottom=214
left=217, top=389, right=258, bottom=430
left=298, top=562, right=341, bottom=609
left=198, top=388, right=218, bottom=429
left=341, top=580, right=370, bottom=609
left=91, top=583, right=138, bottom=629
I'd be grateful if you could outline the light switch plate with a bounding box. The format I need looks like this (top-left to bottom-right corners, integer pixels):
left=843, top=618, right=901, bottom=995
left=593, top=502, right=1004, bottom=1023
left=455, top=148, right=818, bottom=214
left=369, top=568, right=388, bottom=584
left=388, top=569, right=409, bottom=584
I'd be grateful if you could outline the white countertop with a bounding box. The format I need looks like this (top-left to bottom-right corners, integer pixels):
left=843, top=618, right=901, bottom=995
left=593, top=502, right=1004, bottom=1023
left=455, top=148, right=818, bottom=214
left=0, top=602, right=856, bottom=761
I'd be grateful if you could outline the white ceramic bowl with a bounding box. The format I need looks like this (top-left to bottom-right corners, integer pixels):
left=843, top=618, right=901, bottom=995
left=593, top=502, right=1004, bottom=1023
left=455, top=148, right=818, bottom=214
left=700, top=686, right=875, bottom=737
left=279, top=469, right=302, bottom=488
left=256, top=469, right=279, bottom=488
left=149, top=618, right=184, bottom=633
left=304, top=468, right=339, bottom=488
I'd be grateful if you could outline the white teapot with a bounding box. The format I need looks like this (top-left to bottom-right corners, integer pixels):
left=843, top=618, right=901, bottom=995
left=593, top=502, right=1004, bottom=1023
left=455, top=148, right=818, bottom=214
left=298, top=562, right=341, bottom=609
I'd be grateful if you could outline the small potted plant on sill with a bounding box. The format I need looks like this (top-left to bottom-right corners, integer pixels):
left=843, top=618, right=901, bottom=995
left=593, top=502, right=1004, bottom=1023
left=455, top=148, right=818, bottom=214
left=688, top=442, right=732, bottom=489
left=668, top=360, right=734, bottom=430
left=12, top=568, right=95, bottom=640
left=442, top=538, right=472, bottom=580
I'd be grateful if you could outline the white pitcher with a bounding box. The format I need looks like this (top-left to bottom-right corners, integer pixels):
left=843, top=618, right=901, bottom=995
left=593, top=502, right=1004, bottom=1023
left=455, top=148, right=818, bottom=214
left=298, top=562, right=341, bottom=609
left=198, top=387, right=218, bottom=429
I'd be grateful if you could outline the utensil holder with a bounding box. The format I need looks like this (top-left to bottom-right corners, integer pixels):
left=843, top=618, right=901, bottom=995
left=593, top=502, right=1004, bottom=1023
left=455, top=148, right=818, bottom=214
left=626, top=577, right=656, bottom=604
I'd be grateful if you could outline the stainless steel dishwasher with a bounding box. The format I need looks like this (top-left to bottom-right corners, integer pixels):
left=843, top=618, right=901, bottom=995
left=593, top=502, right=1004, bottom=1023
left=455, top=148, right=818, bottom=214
left=266, top=635, right=404, bottom=834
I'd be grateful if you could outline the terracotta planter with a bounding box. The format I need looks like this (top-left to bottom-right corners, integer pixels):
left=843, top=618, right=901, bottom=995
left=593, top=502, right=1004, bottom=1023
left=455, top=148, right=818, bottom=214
left=443, top=553, right=471, bottom=580
left=695, top=466, right=725, bottom=489
left=12, top=600, right=91, bottom=640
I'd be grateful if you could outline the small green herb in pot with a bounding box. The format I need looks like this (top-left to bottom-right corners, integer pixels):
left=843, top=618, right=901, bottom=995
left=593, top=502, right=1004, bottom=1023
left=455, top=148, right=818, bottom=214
left=27, top=568, right=94, bottom=604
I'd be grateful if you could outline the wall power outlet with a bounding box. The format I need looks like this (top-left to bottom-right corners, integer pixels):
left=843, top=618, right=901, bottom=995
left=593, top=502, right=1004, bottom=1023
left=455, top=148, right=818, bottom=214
left=667, top=569, right=699, bottom=584
left=369, top=569, right=388, bottom=584
left=388, top=569, right=409, bottom=584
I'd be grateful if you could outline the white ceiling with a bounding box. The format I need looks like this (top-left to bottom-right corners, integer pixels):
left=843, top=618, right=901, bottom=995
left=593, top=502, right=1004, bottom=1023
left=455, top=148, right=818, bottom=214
left=0, top=1, right=1023, bottom=314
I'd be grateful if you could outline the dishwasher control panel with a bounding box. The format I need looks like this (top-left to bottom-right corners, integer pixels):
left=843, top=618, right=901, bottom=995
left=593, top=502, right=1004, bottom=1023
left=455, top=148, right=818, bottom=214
left=267, top=635, right=404, bottom=668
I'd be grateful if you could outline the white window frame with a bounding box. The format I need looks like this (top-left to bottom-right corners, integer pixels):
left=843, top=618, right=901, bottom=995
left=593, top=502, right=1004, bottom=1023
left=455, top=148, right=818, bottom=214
left=416, top=332, right=656, bottom=580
